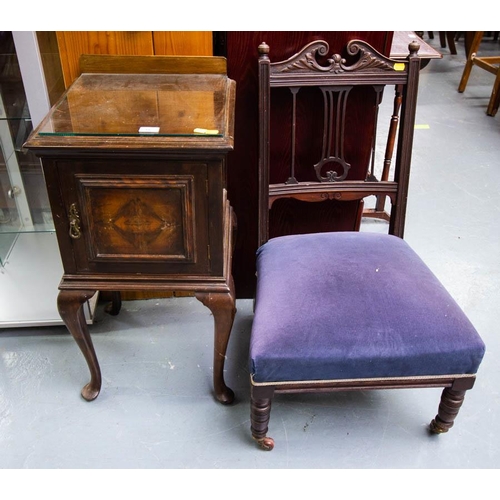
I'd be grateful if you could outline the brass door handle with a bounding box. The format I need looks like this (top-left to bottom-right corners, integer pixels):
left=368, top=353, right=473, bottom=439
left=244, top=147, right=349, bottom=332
left=69, top=203, right=82, bottom=239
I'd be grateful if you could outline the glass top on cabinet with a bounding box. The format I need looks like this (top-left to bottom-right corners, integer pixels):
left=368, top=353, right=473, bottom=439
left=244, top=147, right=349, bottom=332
left=37, top=73, right=230, bottom=137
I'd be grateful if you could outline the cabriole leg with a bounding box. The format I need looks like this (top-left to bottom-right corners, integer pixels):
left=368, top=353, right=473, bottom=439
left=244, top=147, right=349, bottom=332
left=196, top=288, right=236, bottom=405
left=57, top=289, right=101, bottom=401
left=429, top=388, right=467, bottom=434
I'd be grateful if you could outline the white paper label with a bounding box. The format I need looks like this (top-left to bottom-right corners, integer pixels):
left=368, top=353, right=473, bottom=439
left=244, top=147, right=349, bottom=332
left=139, top=126, right=160, bottom=133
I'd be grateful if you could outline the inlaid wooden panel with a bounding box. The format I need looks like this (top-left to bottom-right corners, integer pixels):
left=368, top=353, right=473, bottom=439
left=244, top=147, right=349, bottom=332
left=78, top=175, right=196, bottom=262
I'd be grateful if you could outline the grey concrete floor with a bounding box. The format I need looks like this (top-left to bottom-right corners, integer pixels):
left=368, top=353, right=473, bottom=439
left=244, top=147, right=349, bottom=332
left=1, top=35, right=500, bottom=472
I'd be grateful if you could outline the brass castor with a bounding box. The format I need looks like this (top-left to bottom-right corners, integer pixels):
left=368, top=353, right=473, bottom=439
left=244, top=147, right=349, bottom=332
left=429, top=418, right=449, bottom=434
left=255, top=437, right=275, bottom=451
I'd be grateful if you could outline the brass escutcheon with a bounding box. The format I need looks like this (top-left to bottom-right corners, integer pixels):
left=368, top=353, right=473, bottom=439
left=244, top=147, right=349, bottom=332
left=69, top=203, right=81, bottom=239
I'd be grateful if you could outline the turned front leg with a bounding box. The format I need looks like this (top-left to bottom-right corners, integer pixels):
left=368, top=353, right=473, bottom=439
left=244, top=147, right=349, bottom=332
left=430, top=388, right=467, bottom=434
left=251, top=385, right=275, bottom=450
left=57, top=289, right=101, bottom=401
left=196, top=290, right=236, bottom=405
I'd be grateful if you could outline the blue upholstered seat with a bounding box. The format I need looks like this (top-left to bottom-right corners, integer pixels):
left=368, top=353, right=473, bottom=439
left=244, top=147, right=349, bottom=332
left=250, top=232, right=485, bottom=385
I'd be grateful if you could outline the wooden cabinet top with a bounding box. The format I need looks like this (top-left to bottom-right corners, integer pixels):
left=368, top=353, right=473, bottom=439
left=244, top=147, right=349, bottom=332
left=25, top=72, right=236, bottom=153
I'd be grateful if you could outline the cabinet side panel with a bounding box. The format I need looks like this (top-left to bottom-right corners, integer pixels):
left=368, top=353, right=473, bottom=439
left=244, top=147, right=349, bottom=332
left=39, top=159, right=77, bottom=273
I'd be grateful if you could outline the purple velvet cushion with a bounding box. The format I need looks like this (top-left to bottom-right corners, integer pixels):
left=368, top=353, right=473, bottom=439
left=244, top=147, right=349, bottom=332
left=250, top=232, right=485, bottom=384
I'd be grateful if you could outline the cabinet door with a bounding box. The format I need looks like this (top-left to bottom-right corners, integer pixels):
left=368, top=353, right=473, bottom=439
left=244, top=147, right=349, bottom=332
left=56, top=159, right=210, bottom=276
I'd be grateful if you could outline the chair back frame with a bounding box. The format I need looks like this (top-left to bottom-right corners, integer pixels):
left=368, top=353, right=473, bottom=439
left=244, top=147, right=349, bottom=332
left=257, top=39, right=421, bottom=247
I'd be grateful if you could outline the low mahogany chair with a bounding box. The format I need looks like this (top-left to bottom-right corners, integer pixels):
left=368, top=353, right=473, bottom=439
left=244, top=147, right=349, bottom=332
left=249, top=39, right=485, bottom=450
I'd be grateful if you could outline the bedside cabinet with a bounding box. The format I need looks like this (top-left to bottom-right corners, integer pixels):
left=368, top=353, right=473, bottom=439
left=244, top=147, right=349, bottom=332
left=25, top=68, right=237, bottom=404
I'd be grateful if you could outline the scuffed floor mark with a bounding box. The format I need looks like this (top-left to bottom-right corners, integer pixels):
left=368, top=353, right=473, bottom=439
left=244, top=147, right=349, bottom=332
left=303, top=414, right=316, bottom=432
left=281, top=416, right=290, bottom=466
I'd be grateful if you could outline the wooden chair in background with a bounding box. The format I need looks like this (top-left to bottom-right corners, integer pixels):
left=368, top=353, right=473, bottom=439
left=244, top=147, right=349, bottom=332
left=427, top=31, right=457, bottom=55
left=458, top=31, right=500, bottom=117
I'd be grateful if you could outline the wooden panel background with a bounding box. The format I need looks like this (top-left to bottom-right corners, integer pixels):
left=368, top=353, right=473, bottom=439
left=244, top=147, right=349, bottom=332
left=56, top=31, right=213, bottom=88
left=153, top=32, right=212, bottom=56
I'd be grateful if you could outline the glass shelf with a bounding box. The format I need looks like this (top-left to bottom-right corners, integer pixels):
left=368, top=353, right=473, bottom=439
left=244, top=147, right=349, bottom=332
left=1, top=113, right=54, bottom=265
left=37, top=73, right=229, bottom=137
left=1, top=37, right=54, bottom=266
